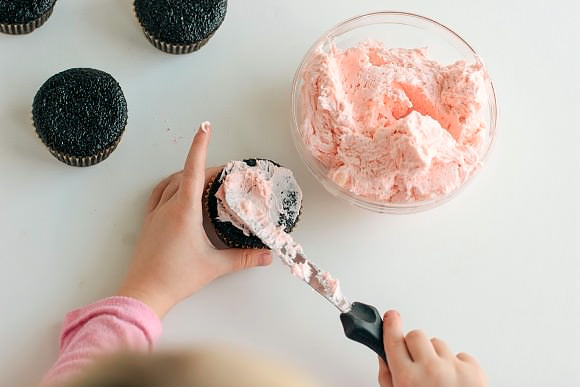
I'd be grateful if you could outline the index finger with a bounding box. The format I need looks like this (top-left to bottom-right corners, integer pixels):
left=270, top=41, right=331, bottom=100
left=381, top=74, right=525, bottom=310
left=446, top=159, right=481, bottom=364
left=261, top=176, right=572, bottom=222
left=180, top=121, right=212, bottom=203
left=382, top=310, right=412, bottom=370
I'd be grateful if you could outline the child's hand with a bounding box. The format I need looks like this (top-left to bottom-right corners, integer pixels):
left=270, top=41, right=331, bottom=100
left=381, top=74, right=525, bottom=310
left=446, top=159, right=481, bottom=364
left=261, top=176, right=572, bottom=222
left=117, top=123, right=272, bottom=318
left=378, top=310, right=487, bottom=387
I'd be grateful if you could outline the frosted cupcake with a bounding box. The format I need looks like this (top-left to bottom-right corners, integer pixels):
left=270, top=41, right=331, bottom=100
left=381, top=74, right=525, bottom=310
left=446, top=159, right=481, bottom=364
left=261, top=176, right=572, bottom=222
left=205, top=159, right=302, bottom=249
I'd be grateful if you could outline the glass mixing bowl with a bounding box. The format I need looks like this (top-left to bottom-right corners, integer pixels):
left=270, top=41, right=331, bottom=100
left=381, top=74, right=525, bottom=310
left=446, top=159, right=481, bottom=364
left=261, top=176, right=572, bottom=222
left=291, top=11, right=497, bottom=214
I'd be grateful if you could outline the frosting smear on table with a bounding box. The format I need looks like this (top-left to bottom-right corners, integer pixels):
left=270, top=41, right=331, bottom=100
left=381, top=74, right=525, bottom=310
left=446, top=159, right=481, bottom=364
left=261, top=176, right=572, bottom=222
left=300, top=41, right=489, bottom=202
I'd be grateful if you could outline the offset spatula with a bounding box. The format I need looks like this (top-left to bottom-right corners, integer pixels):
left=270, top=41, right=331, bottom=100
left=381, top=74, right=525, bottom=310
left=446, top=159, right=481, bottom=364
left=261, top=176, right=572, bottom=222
left=222, top=194, right=386, bottom=360
left=291, top=252, right=386, bottom=361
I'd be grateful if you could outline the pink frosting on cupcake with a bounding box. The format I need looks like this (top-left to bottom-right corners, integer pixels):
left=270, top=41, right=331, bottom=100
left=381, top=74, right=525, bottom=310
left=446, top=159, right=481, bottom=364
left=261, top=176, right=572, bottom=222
left=215, top=160, right=345, bottom=306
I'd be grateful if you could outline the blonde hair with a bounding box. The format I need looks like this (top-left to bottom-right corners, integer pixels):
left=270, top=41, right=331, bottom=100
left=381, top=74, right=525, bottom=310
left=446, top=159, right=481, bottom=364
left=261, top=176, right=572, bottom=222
left=63, top=346, right=321, bottom=387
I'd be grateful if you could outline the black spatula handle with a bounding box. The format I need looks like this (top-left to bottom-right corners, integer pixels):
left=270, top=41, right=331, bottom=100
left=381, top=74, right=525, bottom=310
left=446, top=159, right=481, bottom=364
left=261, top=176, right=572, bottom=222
left=340, top=302, right=386, bottom=361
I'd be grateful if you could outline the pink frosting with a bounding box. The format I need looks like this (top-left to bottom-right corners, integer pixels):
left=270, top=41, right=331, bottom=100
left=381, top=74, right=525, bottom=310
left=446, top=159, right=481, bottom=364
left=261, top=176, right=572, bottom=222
left=300, top=42, right=489, bottom=203
left=215, top=160, right=346, bottom=308
left=290, top=262, right=312, bottom=281
left=215, top=164, right=273, bottom=237
left=215, top=160, right=302, bottom=236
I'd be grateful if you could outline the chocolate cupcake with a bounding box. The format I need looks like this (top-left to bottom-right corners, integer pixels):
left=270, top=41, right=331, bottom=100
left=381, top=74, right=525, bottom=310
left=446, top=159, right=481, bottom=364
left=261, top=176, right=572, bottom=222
left=134, top=0, right=227, bottom=54
left=205, top=159, right=303, bottom=249
left=0, top=0, right=57, bottom=35
left=32, top=68, right=128, bottom=167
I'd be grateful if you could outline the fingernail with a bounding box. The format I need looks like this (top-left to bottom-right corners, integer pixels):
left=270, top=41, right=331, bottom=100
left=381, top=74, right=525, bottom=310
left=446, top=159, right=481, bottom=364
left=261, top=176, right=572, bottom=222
left=384, top=310, right=399, bottom=320
left=198, top=121, right=211, bottom=134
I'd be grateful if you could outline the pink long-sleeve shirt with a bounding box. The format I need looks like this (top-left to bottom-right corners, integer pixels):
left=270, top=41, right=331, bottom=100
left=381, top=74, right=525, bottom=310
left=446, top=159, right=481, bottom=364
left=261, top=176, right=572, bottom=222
left=41, top=296, right=162, bottom=386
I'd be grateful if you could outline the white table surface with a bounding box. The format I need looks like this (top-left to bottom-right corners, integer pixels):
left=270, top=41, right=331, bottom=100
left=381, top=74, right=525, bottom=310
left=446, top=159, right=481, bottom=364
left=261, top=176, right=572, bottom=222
left=1, top=0, right=578, bottom=386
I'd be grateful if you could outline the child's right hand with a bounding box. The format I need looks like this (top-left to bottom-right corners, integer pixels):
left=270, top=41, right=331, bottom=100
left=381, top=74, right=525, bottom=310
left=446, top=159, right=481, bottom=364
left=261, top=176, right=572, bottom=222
left=378, top=310, right=487, bottom=387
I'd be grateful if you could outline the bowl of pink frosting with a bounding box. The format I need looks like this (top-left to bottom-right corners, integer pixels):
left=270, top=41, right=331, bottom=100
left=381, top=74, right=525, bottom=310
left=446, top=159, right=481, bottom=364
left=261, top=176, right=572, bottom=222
left=291, top=11, right=497, bottom=214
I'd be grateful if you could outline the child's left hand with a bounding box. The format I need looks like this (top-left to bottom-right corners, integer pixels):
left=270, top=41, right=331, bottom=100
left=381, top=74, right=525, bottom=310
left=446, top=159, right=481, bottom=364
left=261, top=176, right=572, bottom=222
left=117, top=123, right=272, bottom=318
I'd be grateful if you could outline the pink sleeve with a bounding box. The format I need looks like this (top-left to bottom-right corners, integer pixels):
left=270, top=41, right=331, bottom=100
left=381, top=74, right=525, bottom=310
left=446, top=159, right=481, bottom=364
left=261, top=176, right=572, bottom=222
left=41, top=296, right=162, bottom=386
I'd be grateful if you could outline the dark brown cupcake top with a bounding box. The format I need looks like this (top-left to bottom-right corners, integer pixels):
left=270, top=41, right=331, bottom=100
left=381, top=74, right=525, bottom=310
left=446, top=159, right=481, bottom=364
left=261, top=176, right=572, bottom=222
left=32, top=68, right=128, bottom=157
left=0, top=0, right=56, bottom=24
left=134, top=0, right=227, bottom=45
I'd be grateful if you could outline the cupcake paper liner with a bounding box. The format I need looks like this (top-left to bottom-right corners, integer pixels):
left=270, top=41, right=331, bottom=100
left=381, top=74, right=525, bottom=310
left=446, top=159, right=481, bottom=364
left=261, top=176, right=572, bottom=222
left=0, top=5, right=55, bottom=35
left=33, top=118, right=125, bottom=167
left=48, top=135, right=123, bottom=167
left=133, top=3, right=214, bottom=55
left=142, top=28, right=214, bottom=55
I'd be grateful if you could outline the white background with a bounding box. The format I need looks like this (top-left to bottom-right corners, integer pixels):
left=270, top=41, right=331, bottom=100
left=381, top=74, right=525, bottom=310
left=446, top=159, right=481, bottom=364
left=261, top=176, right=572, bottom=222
left=0, top=0, right=578, bottom=386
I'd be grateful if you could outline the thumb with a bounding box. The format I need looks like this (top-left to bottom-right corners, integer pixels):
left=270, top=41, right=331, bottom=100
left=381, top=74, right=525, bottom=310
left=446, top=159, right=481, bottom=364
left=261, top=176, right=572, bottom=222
left=220, top=248, right=273, bottom=273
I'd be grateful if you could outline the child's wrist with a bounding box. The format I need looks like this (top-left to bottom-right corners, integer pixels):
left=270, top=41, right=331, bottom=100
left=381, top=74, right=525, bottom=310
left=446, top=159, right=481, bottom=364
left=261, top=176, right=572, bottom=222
left=116, top=283, right=174, bottom=319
